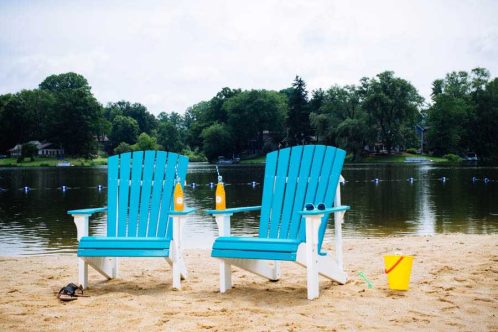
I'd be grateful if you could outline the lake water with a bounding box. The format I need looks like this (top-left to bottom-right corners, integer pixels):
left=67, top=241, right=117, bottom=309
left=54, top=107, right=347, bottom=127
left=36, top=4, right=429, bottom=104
left=0, top=163, right=497, bottom=255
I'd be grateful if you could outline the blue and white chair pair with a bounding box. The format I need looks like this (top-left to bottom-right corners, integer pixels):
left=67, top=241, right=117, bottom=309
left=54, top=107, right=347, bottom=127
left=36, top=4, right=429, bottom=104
left=68, top=146, right=350, bottom=299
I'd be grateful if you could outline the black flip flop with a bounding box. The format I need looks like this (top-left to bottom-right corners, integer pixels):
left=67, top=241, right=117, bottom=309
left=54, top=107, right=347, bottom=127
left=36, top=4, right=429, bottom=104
left=57, top=283, right=86, bottom=301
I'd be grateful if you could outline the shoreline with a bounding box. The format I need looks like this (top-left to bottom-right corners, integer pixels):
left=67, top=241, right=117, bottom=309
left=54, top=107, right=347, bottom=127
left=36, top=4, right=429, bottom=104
left=1, top=153, right=486, bottom=167
left=1, top=234, right=496, bottom=331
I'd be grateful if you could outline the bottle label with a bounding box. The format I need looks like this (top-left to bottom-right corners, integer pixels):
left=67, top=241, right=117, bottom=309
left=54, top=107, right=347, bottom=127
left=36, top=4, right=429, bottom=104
left=176, top=197, right=184, bottom=204
left=216, top=196, right=222, bottom=203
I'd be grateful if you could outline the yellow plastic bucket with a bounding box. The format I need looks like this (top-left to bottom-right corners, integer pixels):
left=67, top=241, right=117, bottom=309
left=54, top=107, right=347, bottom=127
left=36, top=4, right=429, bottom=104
left=384, top=255, right=413, bottom=290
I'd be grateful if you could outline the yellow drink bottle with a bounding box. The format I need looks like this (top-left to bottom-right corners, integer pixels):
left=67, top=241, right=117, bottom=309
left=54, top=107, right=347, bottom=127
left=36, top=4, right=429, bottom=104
left=215, top=176, right=226, bottom=210
left=173, top=182, right=184, bottom=211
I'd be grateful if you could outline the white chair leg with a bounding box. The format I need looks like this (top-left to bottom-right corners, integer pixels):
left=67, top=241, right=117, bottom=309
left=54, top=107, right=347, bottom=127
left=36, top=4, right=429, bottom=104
left=215, top=214, right=233, bottom=293
left=170, top=215, right=186, bottom=290
left=306, top=245, right=319, bottom=299
left=305, top=215, right=321, bottom=300
left=334, top=182, right=345, bottom=271
left=166, top=253, right=187, bottom=290
left=74, top=215, right=89, bottom=289
left=112, top=258, right=118, bottom=278
left=220, top=260, right=232, bottom=293
left=272, top=261, right=281, bottom=281
left=296, top=244, right=347, bottom=284
left=79, top=258, right=88, bottom=289
left=172, top=260, right=181, bottom=290
left=167, top=249, right=182, bottom=290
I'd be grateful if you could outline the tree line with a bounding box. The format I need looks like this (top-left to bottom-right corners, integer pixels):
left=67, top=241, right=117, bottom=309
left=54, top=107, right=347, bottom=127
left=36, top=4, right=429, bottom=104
left=0, top=69, right=496, bottom=162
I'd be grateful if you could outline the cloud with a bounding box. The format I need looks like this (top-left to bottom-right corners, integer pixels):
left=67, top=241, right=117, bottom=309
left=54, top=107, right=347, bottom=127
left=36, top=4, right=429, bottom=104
left=1, top=0, right=497, bottom=115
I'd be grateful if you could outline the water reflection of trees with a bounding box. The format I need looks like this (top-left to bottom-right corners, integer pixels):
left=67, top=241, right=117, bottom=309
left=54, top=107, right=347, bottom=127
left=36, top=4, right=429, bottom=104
left=0, top=168, right=107, bottom=254
left=1, top=165, right=496, bottom=255
left=428, top=167, right=498, bottom=234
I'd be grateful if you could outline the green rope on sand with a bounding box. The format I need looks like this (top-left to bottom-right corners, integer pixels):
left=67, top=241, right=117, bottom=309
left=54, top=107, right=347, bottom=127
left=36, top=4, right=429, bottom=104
left=358, top=272, right=373, bottom=288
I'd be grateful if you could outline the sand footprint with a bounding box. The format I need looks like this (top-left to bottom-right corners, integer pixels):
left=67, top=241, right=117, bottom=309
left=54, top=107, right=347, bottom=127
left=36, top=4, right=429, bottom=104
left=474, top=297, right=493, bottom=303
left=408, top=310, right=436, bottom=318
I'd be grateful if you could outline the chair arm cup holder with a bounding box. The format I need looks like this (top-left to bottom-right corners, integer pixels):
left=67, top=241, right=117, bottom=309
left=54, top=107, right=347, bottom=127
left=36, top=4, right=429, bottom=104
left=67, top=207, right=108, bottom=217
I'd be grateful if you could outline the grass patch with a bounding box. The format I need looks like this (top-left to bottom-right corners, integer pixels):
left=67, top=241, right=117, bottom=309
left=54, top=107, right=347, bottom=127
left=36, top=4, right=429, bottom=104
left=240, top=156, right=266, bottom=164
left=0, top=157, right=108, bottom=167
left=359, top=152, right=448, bottom=163
left=239, top=152, right=450, bottom=164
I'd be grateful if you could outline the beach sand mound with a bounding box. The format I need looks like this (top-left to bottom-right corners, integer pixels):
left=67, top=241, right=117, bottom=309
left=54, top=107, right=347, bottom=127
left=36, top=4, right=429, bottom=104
left=0, top=234, right=496, bottom=331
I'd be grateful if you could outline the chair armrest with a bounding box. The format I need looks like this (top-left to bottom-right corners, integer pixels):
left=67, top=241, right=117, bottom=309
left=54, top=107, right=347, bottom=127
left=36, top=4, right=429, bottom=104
left=206, top=206, right=261, bottom=215
left=298, top=205, right=350, bottom=216
left=68, top=208, right=107, bottom=241
left=169, top=207, right=196, bottom=216
left=67, top=207, right=107, bottom=216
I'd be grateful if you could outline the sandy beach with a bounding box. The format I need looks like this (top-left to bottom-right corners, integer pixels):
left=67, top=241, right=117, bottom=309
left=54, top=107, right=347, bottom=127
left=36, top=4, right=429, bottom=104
left=0, top=234, right=496, bottom=331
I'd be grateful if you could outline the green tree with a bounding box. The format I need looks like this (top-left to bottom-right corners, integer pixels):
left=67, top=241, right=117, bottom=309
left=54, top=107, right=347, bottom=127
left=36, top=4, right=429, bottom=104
left=157, top=111, right=187, bottom=152
left=0, top=94, right=12, bottom=152
left=0, top=90, right=54, bottom=153
left=39, top=72, right=91, bottom=93
left=105, top=101, right=157, bottom=134
left=200, top=123, right=233, bottom=162
left=39, top=73, right=103, bottom=156
left=182, top=88, right=241, bottom=152
left=427, top=95, right=470, bottom=155
left=309, top=89, right=325, bottom=115
left=109, top=115, right=139, bottom=147
left=224, top=90, right=287, bottom=152
left=361, top=71, right=423, bottom=153
left=471, top=77, right=498, bottom=160
left=335, top=117, right=370, bottom=160
left=157, top=119, right=183, bottom=152
left=426, top=68, right=492, bottom=156
left=132, top=132, right=160, bottom=151
left=114, top=142, right=133, bottom=154
left=311, top=85, right=372, bottom=159
left=286, top=76, right=311, bottom=145
left=184, top=101, right=211, bottom=150
left=207, top=87, right=241, bottom=124
left=470, top=67, right=490, bottom=92
left=18, top=142, right=38, bottom=162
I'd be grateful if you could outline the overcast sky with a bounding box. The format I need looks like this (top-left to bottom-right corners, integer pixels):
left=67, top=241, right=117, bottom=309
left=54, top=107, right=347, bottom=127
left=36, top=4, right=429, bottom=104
left=1, top=0, right=497, bottom=115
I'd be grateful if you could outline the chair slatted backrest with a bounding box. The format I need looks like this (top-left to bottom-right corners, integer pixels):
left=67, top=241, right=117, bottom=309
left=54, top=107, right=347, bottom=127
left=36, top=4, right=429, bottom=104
left=106, top=150, right=188, bottom=239
left=259, top=145, right=346, bottom=245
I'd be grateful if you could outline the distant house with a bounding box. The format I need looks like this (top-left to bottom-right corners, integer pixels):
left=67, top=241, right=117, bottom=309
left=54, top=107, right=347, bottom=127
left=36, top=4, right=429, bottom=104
left=363, top=143, right=401, bottom=154
left=9, top=141, right=64, bottom=157
left=94, top=135, right=109, bottom=144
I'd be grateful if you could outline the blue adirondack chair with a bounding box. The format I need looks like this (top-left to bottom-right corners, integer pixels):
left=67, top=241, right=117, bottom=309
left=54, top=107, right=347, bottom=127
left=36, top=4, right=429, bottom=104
left=68, top=150, right=195, bottom=290
left=207, top=145, right=350, bottom=299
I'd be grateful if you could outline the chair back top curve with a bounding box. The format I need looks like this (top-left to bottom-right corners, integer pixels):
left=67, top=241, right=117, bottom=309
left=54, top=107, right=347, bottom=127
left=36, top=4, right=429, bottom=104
left=259, top=145, right=346, bottom=242
left=106, top=150, right=188, bottom=239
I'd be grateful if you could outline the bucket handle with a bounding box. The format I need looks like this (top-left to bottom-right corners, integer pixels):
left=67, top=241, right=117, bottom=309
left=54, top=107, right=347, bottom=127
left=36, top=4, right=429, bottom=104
left=385, top=256, right=404, bottom=274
